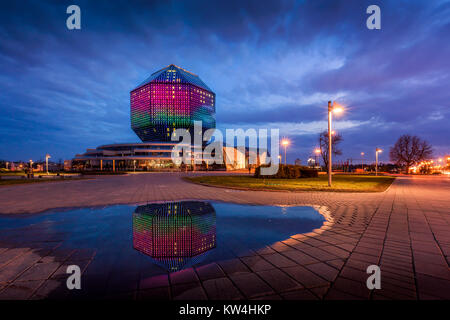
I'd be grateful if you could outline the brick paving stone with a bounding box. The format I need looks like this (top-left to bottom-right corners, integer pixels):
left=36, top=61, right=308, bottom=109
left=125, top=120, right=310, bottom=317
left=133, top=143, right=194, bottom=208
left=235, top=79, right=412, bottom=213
left=345, top=257, right=375, bottom=272
left=15, top=261, right=61, bottom=281
left=31, top=279, right=67, bottom=299
left=202, top=277, right=243, bottom=299
left=270, top=241, right=295, bottom=252
left=137, top=287, right=170, bottom=300
left=413, top=261, right=450, bottom=281
left=339, top=266, right=367, bottom=283
left=240, top=256, right=276, bottom=272
left=139, top=274, right=169, bottom=290
left=325, top=288, right=364, bottom=300
left=169, top=268, right=199, bottom=285
left=229, top=273, right=274, bottom=298
left=172, top=282, right=207, bottom=300
left=378, top=282, right=417, bottom=299
left=69, top=249, right=96, bottom=262
left=0, top=250, right=43, bottom=283
left=218, top=259, right=251, bottom=275
left=305, top=262, right=340, bottom=282
left=0, top=247, right=31, bottom=268
left=282, top=265, right=330, bottom=289
left=347, top=252, right=380, bottom=265
left=331, top=277, right=370, bottom=299
left=299, top=247, right=339, bottom=261
left=261, top=253, right=297, bottom=268
left=256, top=268, right=303, bottom=293
left=326, top=259, right=345, bottom=270
left=300, top=238, right=329, bottom=247
left=309, top=285, right=330, bottom=299
left=319, top=245, right=351, bottom=259
left=281, top=250, right=319, bottom=265
left=252, top=294, right=282, bottom=300
left=281, top=289, right=318, bottom=300
left=195, top=263, right=226, bottom=281
left=254, top=246, right=277, bottom=255
left=0, top=280, right=44, bottom=300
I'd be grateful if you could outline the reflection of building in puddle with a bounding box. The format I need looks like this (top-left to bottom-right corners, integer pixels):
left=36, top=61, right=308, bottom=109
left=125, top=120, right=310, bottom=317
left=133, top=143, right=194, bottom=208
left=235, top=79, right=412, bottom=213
left=133, top=201, right=216, bottom=272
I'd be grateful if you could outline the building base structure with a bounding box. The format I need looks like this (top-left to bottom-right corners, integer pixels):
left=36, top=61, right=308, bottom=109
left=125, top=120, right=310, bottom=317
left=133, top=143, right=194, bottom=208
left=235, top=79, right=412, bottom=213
left=72, top=142, right=267, bottom=172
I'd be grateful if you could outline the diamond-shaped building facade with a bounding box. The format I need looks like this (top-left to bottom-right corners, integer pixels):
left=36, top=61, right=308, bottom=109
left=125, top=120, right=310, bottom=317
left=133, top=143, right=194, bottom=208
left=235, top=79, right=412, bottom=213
left=130, top=64, right=216, bottom=142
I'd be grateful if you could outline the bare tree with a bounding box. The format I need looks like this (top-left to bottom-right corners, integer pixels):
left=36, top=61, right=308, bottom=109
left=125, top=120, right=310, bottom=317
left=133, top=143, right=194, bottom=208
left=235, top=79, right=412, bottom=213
left=319, top=131, right=343, bottom=173
left=389, top=134, right=432, bottom=173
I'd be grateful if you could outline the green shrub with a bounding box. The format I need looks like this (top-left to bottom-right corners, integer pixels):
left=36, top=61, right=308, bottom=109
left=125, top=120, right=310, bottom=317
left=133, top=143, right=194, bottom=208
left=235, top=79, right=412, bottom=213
left=254, top=164, right=318, bottom=179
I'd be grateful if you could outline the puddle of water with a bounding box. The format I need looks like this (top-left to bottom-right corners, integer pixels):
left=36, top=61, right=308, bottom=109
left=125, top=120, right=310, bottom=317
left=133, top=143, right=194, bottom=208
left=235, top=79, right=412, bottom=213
left=0, top=201, right=325, bottom=283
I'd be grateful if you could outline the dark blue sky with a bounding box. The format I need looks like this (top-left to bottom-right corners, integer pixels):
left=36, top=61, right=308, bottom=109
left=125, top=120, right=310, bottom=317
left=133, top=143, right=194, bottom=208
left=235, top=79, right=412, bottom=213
left=1, top=0, right=449, bottom=164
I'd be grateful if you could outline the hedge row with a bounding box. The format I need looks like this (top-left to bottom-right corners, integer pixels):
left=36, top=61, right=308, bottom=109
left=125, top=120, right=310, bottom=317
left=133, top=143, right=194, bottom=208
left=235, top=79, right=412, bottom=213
left=254, top=164, right=318, bottom=179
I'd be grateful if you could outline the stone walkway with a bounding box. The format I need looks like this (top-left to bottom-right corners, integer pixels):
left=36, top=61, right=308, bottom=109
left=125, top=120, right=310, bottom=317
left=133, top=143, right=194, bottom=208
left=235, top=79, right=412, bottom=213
left=0, top=173, right=449, bottom=300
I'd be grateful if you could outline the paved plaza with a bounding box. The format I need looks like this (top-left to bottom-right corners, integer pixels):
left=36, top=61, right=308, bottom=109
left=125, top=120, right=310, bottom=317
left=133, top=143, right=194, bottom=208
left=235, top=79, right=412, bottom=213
left=0, top=173, right=449, bottom=300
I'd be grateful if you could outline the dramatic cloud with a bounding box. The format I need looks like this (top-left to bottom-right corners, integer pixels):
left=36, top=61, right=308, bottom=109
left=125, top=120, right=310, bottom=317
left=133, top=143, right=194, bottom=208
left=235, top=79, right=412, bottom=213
left=0, top=0, right=449, bottom=163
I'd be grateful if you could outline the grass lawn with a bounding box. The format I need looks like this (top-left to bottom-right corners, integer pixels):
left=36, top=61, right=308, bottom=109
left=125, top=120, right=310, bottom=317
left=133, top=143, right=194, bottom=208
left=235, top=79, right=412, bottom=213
left=185, top=174, right=395, bottom=192
left=0, top=177, right=84, bottom=186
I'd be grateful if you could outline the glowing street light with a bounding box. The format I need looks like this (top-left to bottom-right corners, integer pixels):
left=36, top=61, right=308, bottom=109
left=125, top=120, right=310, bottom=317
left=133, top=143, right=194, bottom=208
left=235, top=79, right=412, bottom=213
left=327, top=101, right=344, bottom=187
left=281, top=139, right=289, bottom=166
left=375, top=148, right=382, bottom=176
left=45, top=154, right=51, bottom=175
left=314, top=148, right=321, bottom=167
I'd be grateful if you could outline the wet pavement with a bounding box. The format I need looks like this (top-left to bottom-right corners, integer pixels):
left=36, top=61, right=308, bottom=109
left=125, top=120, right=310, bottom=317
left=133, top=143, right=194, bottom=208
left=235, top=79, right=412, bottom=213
left=0, top=173, right=449, bottom=300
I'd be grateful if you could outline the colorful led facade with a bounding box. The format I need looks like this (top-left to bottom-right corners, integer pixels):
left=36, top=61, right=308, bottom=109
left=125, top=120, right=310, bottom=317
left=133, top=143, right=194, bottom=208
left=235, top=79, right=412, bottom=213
left=133, top=201, right=216, bottom=272
left=131, top=64, right=216, bottom=142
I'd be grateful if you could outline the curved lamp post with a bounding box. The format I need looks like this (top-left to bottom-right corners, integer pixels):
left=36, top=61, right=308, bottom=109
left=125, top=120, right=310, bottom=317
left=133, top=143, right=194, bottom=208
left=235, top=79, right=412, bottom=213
left=281, top=139, right=289, bottom=166
left=375, top=148, right=382, bottom=176
left=327, top=101, right=344, bottom=187
left=45, top=154, right=51, bottom=175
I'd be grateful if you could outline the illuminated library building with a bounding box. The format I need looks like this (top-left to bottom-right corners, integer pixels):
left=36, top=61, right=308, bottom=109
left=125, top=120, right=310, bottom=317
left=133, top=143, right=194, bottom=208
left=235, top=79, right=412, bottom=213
left=73, top=64, right=264, bottom=171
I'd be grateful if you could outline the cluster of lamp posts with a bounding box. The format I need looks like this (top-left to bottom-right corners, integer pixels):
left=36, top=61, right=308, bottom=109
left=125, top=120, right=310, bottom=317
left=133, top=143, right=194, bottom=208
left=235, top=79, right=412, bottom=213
left=282, top=101, right=383, bottom=187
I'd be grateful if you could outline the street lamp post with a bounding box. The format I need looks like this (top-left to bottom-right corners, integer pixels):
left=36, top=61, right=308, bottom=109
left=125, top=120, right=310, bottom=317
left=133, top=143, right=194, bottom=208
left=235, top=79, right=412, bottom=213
left=281, top=139, right=289, bottom=166
left=375, top=148, right=382, bottom=176
left=28, top=159, right=33, bottom=179
left=361, top=152, right=365, bottom=171
left=133, top=160, right=136, bottom=172
left=327, top=101, right=344, bottom=187
left=45, top=154, right=51, bottom=175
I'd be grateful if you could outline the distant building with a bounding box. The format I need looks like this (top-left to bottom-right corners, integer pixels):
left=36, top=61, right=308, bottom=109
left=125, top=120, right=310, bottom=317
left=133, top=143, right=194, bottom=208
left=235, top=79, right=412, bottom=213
left=64, top=160, right=72, bottom=171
